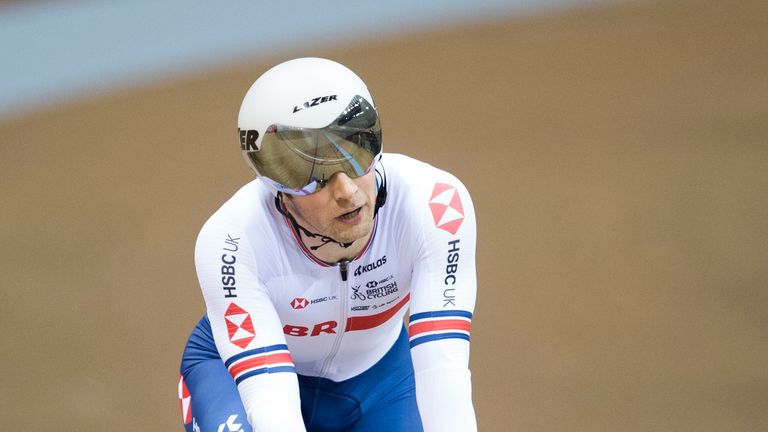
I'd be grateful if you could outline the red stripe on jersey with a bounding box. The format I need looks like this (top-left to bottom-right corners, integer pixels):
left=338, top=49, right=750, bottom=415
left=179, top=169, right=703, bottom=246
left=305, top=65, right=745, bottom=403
left=228, top=352, right=294, bottom=378
left=346, top=294, right=410, bottom=331
left=408, top=319, right=471, bottom=338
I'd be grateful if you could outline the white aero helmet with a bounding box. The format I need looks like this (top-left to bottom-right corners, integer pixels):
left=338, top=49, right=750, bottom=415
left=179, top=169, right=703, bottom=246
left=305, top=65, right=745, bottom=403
left=238, top=57, right=382, bottom=195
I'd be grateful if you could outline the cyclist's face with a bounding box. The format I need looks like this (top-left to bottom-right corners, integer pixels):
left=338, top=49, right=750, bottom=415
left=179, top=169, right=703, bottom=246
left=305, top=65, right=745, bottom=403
left=284, top=169, right=377, bottom=246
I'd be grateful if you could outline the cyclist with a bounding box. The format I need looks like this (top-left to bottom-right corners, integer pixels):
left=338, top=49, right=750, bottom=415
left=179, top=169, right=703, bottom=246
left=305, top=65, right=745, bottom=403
left=179, top=57, right=478, bottom=432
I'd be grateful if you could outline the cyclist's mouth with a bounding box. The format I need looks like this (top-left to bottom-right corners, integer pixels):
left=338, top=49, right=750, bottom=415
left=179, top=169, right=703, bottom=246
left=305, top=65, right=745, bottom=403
left=337, top=207, right=362, bottom=222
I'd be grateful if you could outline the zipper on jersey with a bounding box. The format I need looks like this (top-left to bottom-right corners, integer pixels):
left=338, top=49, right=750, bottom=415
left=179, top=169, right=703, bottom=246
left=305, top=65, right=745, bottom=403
left=320, top=260, right=349, bottom=377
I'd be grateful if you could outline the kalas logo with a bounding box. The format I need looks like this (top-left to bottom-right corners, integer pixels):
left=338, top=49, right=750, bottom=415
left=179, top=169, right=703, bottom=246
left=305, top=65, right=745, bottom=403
left=224, top=303, right=256, bottom=349
left=429, top=183, right=464, bottom=235
left=354, top=255, right=387, bottom=277
left=290, top=298, right=309, bottom=310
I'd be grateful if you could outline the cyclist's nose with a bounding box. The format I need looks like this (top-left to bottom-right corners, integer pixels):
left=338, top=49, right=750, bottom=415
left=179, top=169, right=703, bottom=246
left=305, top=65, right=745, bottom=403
left=327, top=172, right=358, bottom=200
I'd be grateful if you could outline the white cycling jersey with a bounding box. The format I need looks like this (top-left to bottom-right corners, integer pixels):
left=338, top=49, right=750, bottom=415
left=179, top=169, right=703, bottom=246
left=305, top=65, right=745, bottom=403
left=194, top=153, right=477, bottom=431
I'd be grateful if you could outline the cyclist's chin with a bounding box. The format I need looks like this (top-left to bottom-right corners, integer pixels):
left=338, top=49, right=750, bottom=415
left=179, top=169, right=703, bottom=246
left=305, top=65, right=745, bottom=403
left=331, top=212, right=373, bottom=244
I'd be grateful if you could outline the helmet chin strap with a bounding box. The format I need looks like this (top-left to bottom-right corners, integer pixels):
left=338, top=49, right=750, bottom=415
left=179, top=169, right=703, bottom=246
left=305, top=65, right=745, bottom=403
left=373, top=163, right=388, bottom=216
left=274, top=193, right=354, bottom=251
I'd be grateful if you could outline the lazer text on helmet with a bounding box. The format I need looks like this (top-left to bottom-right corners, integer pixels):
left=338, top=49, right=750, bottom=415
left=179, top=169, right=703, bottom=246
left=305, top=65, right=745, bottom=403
left=292, top=94, right=338, bottom=113
left=239, top=129, right=260, bottom=151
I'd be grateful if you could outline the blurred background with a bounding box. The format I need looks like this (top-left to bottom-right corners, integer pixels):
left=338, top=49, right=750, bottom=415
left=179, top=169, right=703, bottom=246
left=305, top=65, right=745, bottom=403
left=1, top=0, right=767, bottom=430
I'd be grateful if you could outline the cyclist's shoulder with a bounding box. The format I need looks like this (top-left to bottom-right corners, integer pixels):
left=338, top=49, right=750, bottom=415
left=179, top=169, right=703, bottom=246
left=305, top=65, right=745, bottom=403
left=381, top=152, right=431, bottom=175
left=384, top=152, right=463, bottom=179
left=382, top=153, right=470, bottom=199
left=197, top=178, right=277, bottom=239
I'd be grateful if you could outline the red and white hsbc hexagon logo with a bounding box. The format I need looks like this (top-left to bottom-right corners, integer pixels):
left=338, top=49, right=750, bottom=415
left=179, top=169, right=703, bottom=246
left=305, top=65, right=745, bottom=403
left=178, top=374, right=192, bottom=425
left=290, top=297, right=309, bottom=309
left=224, top=303, right=256, bottom=349
left=429, top=183, right=464, bottom=235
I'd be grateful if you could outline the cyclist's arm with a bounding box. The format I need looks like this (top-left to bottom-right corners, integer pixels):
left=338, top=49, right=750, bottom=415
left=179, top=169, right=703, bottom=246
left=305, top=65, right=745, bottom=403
left=408, top=175, right=478, bottom=432
left=195, top=220, right=306, bottom=432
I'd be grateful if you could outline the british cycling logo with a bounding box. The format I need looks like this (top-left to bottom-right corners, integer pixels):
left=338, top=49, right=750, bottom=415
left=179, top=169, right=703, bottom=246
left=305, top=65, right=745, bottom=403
left=351, top=276, right=398, bottom=300
left=428, top=183, right=464, bottom=235
left=366, top=279, right=398, bottom=299
left=290, top=297, right=309, bottom=309
left=350, top=284, right=365, bottom=300
left=224, top=303, right=256, bottom=348
left=218, top=414, right=244, bottom=432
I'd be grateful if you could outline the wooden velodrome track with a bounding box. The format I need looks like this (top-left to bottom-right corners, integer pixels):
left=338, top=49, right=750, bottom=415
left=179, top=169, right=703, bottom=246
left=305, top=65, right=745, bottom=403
left=1, top=0, right=766, bottom=430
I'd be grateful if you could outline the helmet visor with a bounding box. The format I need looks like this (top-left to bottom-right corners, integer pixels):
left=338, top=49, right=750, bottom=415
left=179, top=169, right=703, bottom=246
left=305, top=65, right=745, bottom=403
left=247, top=95, right=382, bottom=195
